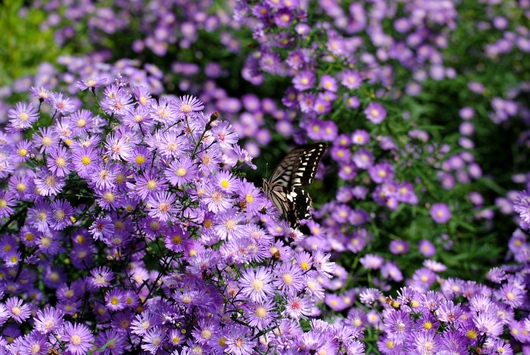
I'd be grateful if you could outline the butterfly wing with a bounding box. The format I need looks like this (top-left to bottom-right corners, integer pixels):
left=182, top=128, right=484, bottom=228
left=263, top=142, right=327, bottom=228
left=268, top=142, right=327, bottom=188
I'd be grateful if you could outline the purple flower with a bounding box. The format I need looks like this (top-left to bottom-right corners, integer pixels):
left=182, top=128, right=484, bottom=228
left=339, top=163, right=357, bottom=181
left=34, top=169, right=66, bottom=197
left=76, top=76, right=107, bottom=91
left=352, top=148, right=374, bottom=169
left=34, top=307, right=64, bottom=334
left=48, top=92, right=76, bottom=115
left=212, top=121, right=238, bottom=149
left=359, top=288, right=382, bottom=306
left=5, top=297, right=31, bottom=323
left=418, top=239, right=437, bottom=257
left=345, top=95, right=361, bottom=108
left=293, top=69, right=316, bottom=91
left=514, top=191, right=530, bottom=224
left=147, top=191, right=179, bottom=222
left=89, top=266, right=114, bottom=289
left=360, top=254, right=384, bottom=270
left=100, top=85, right=133, bottom=117
left=430, top=203, right=451, bottom=223
left=351, top=129, right=369, bottom=145
left=141, top=326, right=166, bottom=353
left=314, top=98, right=332, bottom=115
left=239, top=267, right=274, bottom=302
left=412, top=330, right=441, bottom=354
left=165, top=157, right=198, bottom=187
left=437, top=300, right=464, bottom=326
left=58, top=322, right=95, bottom=355
left=0, top=190, right=16, bottom=219
left=364, top=102, right=387, bottom=124
left=225, top=326, right=256, bottom=355
left=7, top=102, right=39, bottom=130
left=320, top=74, right=338, bottom=92
left=47, top=146, right=71, bottom=177
left=244, top=299, right=277, bottom=330
left=341, top=69, right=363, bottom=90
left=368, top=162, right=394, bottom=183
left=383, top=309, right=412, bottom=344
left=283, top=295, right=312, bottom=320
left=389, top=240, right=409, bottom=254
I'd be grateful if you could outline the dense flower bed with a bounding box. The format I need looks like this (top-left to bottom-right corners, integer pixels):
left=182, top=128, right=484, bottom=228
left=0, top=0, right=529, bottom=354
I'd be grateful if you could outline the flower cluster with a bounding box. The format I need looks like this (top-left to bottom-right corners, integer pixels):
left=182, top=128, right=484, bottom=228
left=2, top=0, right=530, bottom=354
left=0, top=81, right=368, bottom=354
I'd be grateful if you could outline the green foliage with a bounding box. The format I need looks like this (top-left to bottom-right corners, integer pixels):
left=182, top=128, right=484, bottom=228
left=0, top=0, right=61, bottom=85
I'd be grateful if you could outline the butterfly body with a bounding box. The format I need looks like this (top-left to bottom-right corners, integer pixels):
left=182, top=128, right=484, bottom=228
left=262, top=143, right=327, bottom=228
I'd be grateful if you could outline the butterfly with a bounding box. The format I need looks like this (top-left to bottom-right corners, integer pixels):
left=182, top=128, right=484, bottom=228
left=262, top=142, right=327, bottom=228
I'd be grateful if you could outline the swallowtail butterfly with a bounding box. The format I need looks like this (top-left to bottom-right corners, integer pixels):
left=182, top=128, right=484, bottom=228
left=262, top=143, right=327, bottom=228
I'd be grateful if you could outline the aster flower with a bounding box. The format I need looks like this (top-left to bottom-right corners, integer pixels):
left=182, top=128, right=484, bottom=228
left=95, top=329, right=127, bottom=355
left=430, top=203, right=452, bottom=223
left=147, top=191, right=179, bottom=222
left=57, top=322, right=95, bottom=355
left=34, top=307, right=64, bottom=334
left=49, top=199, right=74, bottom=230
left=487, top=267, right=506, bottom=283
left=76, top=76, right=107, bottom=91
left=100, top=84, right=133, bottom=117
left=411, top=330, right=440, bottom=354
left=211, top=121, right=238, bottom=149
left=123, top=105, right=155, bottom=131
left=71, top=145, right=100, bottom=178
left=223, top=326, right=256, bottom=355
left=352, top=148, right=374, bottom=169
left=368, top=162, right=395, bottom=184
left=437, top=300, right=464, bottom=326
left=156, top=130, right=186, bottom=159
left=418, top=239, right=437, bottom=257
left=173, top=95, right=205, bottom=119
left=244, top=299, right=277, bottom=330
left=314, top=98, right=332, bottom=115
left=238, top=267, right=274, bottom=302
left=341, top=69, right=363, bottom=90
left=202, top=185, right=232, bottom=213
left=88, top=161, right=117, bottom=190
left=273, top=263, right=304, bottom=296
left=165, top=157, right=198, bottom=187
left=360, top=254, right=384, bottom=270
left=283, top=295, right=312, bottom=320
left=5, top=297, right=31, bottom=323
left=89, top=266, right=114, bottom=289
left=346, top=95, right=361, bottom=108
left=364, top=102, right=387, bottom=124
left=130, top=169, right=168, bottom=199
left=0, top=190, right=16, bottom=219
left=29, top=86, right=51, bottom=101
left=47, top=145, right=71, bottom=177
left=7, top=102, right=39, bottom=130
left=151, top=96, right=178, bottom=125
left=514, top=191, right=530, bottom=223
left=32, top=127, right=59, bottom=154
left=293, top=69, right=316, bottom=91
left=48, top=92, right=76, bottom=115
left=497, top=280, right=525, bottom=308
left=383, top=309, right=412, bottom=345
left=389, top=240, right=409, bottom=254
left=141, top=326, right=166, bottom=354
left=89, top=216, right=115, bottom=242
left=105, top=133, right=134, bottom=161
left=359, top=288, right=383, bottom=306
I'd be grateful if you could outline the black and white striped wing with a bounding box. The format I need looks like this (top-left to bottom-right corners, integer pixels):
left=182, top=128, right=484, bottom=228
left=263, top=143, right=326, bottom=228
left=268, top=143, right=327, bottom=188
